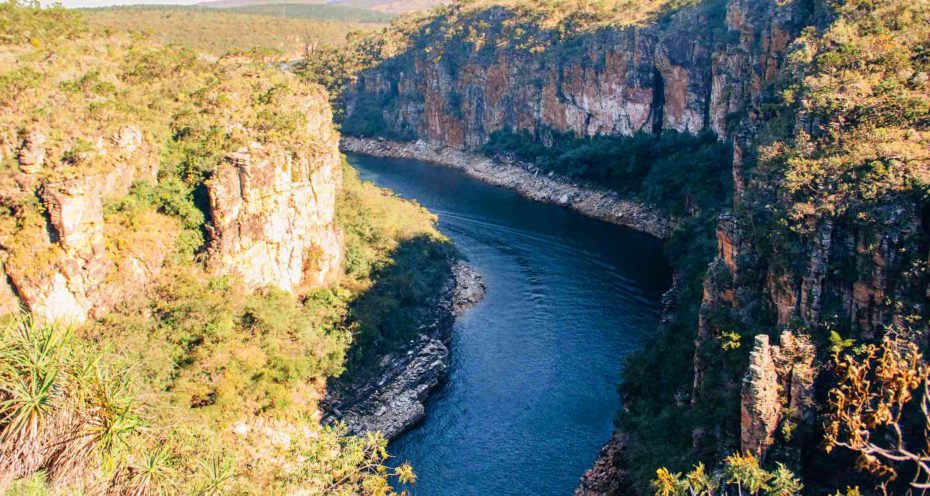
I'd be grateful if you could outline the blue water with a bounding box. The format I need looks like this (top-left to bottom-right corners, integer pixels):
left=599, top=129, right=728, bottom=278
left=346, top=153, right=671, bottom=496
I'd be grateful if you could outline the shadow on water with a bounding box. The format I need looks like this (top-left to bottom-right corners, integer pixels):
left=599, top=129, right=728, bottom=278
left=345, top=153, right=671, bottom=496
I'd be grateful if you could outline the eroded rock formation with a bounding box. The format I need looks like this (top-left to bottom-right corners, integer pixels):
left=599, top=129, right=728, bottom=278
left=206, top=134, right=343, bottom=292
left=0, top=126, right=170, bottom=324
left=740, top=332, right=815, bottom=459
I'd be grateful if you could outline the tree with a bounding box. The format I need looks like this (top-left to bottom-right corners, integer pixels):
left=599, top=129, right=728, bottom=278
left=824, top=335, right=930, bottom=490
left=651, top=455, right=802, bottom=496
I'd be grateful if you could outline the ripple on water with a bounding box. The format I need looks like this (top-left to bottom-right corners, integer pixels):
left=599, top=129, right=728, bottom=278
left=347, top=154, right=671, bottom=496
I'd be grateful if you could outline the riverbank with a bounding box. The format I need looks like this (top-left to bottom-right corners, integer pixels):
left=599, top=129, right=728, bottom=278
left=340, top=137, right=671, bottom=240
left=322, top=261, right=486, bottom=440
left=574, top=270, right=683, bottom=496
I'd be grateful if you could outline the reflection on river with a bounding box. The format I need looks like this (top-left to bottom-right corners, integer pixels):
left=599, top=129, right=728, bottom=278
left=347, top=153, right=671, bottom=496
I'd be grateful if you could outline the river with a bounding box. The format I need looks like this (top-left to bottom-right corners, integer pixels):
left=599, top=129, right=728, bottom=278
left=346, top=153, right=671, bottom=496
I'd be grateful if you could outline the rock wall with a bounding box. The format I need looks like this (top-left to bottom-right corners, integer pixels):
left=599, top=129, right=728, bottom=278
left=0, top=126, right=172, bottom=324
left=206, top=128, right=344, bottom=292
left=1, top=92, right=346, bottom=323
left=740, top=332, right=815, bottom=459
left=344, top=0, right=797, bottom=150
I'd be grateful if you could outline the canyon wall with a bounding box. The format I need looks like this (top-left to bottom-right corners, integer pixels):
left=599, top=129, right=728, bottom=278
left=344, top=0, right=795, bottom=149
left=344, top=0, right=930, bottom=489
left=0, top=126, right=173, bottom=323
left=0, top=95, right=344, bottom=324
left=206, top=98, right=344, bottom=292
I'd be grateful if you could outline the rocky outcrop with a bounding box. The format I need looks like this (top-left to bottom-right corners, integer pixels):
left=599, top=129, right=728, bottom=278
left=341, top=138, right=670, bottom=239
left=740, top=332, right=815, bottom=459
left=322, top=261, right=486, bottom=440
left=0, top=126, right=170, bottom=324
left=740, top=334, right=782, bottom=458
left=575, top=433, right=632, bottom=496
left=206, top=95, right=344, bottom=292
left=206, top=146, right=343, bottom=292
left=344, top=0, right=799, bottom=149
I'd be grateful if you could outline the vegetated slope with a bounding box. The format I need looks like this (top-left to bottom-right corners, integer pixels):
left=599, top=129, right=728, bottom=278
left=226, top=3, right=396, bottom=23
left=328, top=0, right=930, bottom=493
left=83, top=5, right=378, bottom=57
left=331, top=0, right=450, bottom=15
left=198, top=0, right=448, bottom=14
left=0, top=3, right=449, bottom=494
left=198, top=0, right=327, bottom=8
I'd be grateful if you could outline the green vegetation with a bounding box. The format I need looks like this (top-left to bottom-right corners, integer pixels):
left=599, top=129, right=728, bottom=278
left=653, top=454, right=802, bottom=496
left=226, top=3, right=396, bottom=23
left=483, top=129, right=732, bottom=216
left=83, top=5, right=382, bottom=57
left=0, top=316, right=413, bottom=494
left=338, top=164, right=456, bottom=374
left=0, top=2, right=454, bottom=493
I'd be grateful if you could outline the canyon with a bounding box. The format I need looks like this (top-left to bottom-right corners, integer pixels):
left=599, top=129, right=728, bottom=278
left=340, top=0, right=930, bottom=492
left=1, top=0, right=926, bottom=493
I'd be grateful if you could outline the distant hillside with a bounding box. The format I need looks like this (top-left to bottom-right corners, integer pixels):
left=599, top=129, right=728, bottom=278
left=83, top=6, right=380, bottom=57
left=198, top=0, right=449, bottom=14
left=199, top=0, right=321, bottom=9
left=227, top=3, right=395, bottom=22
left=331, top=0, right=450, bottom=14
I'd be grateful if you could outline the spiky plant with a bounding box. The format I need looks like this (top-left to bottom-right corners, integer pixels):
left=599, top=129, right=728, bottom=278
left=0, top=317, right=69, bottom=481
left=194, top=454, right=235, bottom=496
left=128, top=445, right=174, bottom=496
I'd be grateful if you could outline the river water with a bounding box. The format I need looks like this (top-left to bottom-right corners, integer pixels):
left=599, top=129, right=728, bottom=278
left=346, top=153, right=671, bottom=496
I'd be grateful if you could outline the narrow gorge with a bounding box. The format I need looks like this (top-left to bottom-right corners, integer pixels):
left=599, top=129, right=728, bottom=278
left=331, top=0, right=930, bottom=493
left=0, top=0, right=927, bottom=494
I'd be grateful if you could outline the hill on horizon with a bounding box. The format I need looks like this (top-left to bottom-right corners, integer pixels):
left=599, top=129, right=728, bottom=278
left=197, top=0, right=450, bottom=14
left=226, top=3, right=396, bottom=22
left=83, top=5, right=382, bottom=57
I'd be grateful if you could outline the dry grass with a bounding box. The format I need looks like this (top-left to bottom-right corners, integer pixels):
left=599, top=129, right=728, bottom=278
left=83, top=6, right=384, bottom=57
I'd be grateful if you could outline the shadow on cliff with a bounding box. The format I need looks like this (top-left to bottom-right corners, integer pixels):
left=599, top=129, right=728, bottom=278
left=338, top=233, right=457, bottom=384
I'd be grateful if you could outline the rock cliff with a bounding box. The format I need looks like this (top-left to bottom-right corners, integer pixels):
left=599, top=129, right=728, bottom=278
left=341, top=0, right=930, bottom=491
left=0, top=69, right=346, bottom=323
left=206, top=99, right=344, bottom=291
left=0, top=126, right=171, bottom=324
left=343, top=0, right=797, bottom=149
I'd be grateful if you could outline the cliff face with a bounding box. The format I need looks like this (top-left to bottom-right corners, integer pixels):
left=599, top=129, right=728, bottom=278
left=0, top=67, right=345, bottom=324
left=206, top=99, right=344, bottom=292
left=343, top=0, right=930, bottom=489
left=344, top=0, right=796, bottom=149
left=0, top=126, right=173, bottom=324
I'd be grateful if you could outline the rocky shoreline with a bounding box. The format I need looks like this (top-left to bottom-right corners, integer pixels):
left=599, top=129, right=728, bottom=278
left=340, top=137, right=671, bottom=240
left=322, top=261, right=486, bottom=440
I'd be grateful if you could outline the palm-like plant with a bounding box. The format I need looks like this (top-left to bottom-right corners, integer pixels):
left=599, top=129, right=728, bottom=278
left=126, top=444, right=175, bottom=496
left=195, top=454, right=235, bottom=496
left=0, top=318, right=69, bottom=479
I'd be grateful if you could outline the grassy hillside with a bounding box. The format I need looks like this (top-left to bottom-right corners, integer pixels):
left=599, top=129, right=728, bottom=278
left=0, top=3, right=451, bottom=494
left=83, top=6, right=380, bottom=57
left=226, top=3, right=396, bottom=22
